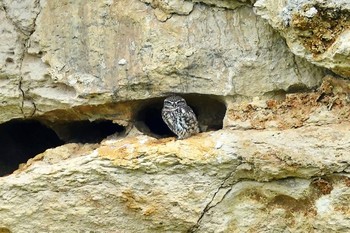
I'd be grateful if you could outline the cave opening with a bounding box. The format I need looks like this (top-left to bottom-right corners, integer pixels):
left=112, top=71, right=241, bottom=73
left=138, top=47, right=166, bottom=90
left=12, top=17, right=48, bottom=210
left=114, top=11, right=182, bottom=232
left=0, top=119, right=64, bottom=176
left=135, top=98, right=176, bottom=138
left=49, top=120, right=125, bottom=144
left=0, top=96, right=225, bottom=175
left=0, top=119, right=125, bottom=177
left=135, top=94, right=226, bottom=138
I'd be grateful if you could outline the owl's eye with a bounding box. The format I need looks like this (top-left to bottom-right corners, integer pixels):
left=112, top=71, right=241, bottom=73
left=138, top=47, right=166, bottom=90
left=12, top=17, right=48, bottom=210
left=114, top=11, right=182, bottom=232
left=177, top=100, right=186, bottom=106
left=164, top=100, right=172, bottom=105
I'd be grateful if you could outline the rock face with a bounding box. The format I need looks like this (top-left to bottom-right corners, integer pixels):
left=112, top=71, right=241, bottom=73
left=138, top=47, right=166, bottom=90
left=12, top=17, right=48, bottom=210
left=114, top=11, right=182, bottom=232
left=254, top=0, right=350, bottom=77
left=0, top=0, right=324, bottom=123
left=0, top=0, right=350, bottom=232
left=1, top=125, right=350, bottom=232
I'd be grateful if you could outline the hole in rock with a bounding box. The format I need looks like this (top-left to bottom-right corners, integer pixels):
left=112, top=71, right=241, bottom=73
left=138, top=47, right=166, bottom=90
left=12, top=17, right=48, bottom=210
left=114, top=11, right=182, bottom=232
left=5, top=57, right=14, bottom=63
left=49, top=120, right=125, bottom=144
left=287, top=83, right=309, bottom=93
left=135, top=94, right=226, bottom=138
left=135, top=99, right=176, bottom=138
left=0, top=119, right=64, bottom=176
left=0, top=227, right=11, bottom=233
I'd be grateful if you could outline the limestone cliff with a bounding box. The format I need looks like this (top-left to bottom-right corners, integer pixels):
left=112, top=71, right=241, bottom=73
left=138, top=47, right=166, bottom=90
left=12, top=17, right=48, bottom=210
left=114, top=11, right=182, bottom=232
left=0, top=0, right=349, bottom=232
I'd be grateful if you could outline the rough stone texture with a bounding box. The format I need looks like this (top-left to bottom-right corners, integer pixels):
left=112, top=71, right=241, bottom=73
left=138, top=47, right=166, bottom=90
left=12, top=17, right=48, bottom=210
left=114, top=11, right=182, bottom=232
left=0, top=125, right=350, bottom=232
left=1, top=0, right=350, bottom=232
left=225, top=76, right=350, bottom=130
left=0, top=0, right=324, bottom=123
left=254, top=0, right=350, bottom=78
left=140, top=0, right=195, bottom=21
left=0, top=5, right=26, bottom=121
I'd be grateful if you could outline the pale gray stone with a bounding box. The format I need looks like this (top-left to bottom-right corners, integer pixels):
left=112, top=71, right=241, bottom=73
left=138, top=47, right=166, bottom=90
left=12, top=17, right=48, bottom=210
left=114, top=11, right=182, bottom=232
left=255, top=0, right=350, bottom=78
left=0, top=125, right=349, bottom=232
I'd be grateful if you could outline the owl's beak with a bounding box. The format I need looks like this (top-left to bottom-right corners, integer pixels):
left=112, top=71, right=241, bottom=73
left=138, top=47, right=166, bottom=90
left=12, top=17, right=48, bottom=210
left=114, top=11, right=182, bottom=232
left=164, top=105, right=176, bottom=111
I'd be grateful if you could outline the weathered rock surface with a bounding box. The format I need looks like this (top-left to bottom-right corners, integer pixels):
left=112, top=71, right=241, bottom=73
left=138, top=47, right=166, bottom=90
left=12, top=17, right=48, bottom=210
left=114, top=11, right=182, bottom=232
left=225, top=76, right=350, bottom=130
left=1, top=125, right=350, bottom=232
left=0, top=0, right=324, bottom=123
left=1, top=0, right=350, bottom=232
left=254, top=0, right=350, bottom=78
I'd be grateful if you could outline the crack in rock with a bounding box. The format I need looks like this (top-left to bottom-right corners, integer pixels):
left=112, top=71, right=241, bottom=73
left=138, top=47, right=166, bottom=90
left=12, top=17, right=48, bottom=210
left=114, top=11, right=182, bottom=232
left=17, top=1, right=42, bottom=117
left=188, top=170, right=350, bottom=232
left=18, top=76, right=25, bottom=116
left=188, top=170, right=235, bottom=233
left=1, top=0, right=42, bottom=118
left=2, top=0, right=41, bottom=36
left=1, top=4, right=28, bottom=36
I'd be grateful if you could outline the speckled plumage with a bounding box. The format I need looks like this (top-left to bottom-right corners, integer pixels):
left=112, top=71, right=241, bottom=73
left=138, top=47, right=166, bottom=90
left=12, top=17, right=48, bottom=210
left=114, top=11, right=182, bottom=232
left=161, top=95, right=200, bottom=139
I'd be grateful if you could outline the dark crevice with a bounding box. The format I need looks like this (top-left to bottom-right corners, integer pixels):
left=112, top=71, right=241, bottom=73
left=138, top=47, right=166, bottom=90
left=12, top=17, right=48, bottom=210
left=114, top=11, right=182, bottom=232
left=18, top=77, right=26, bottom=117
left=0, top=119, right=64, bottom=176
left=287, top=83, right=309, bottom=93
left=0, top=227, right=11, bottom=233
left=5, top=57, right=14, bottom=63
left=0, top=119, right=124, bottom=177
left=0, top=95, right=224, bottom=176
left=188, top=170, right=235, bottom=233
left=135, top=94, right=226, bottom=138
left=135, top=98, right=175, bottom=138
left=48, top=120, right=125, bottom=144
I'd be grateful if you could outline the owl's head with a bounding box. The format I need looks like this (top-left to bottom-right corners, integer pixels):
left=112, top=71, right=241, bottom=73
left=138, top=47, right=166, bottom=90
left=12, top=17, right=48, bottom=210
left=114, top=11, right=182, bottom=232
left=163, top=95, right=187, bottom=110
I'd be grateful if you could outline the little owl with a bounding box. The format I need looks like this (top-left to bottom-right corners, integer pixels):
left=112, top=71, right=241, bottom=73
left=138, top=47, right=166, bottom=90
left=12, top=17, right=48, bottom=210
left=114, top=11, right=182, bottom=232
left=161, top=95, right=200, bottom=139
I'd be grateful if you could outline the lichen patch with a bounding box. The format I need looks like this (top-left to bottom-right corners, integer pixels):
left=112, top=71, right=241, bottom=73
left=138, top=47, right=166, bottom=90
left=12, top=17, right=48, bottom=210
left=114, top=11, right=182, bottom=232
left=227, top=76, right=350, bottom=130
left=291, top=5, right=350, bottom=55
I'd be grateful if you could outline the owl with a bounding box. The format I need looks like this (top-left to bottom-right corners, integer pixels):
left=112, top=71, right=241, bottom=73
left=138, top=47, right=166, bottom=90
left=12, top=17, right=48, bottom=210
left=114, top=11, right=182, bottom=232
left=161, top=95, right=200, bottom=139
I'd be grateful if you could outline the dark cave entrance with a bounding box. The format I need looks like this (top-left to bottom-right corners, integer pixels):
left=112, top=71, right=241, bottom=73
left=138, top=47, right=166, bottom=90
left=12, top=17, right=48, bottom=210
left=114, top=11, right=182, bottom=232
left=0, top=119, right=64, bottom=176
left=135, top=98, right=176, bottom=138
left=0, top=119, right=125, bottom=177
left=0, top=95, right=225, bottom=176
left=135, top=94, right=226, bottom=138
left=49, top=120, right=125, bottom=143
